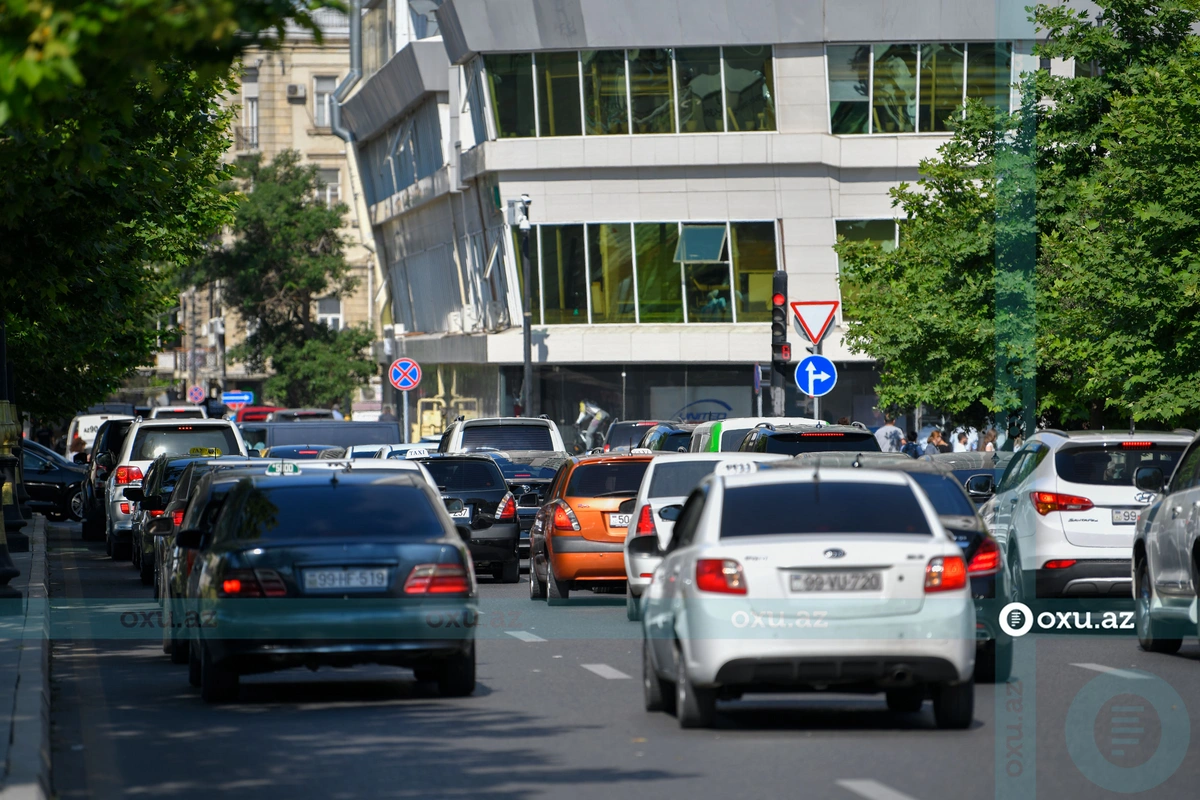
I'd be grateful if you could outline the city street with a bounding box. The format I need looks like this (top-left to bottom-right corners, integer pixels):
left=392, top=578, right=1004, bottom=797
left=44, top=520, right=1200, bottom=800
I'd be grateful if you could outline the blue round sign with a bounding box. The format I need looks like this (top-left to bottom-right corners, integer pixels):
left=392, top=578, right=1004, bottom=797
left=794, top=355, right=837, bottom=398
left=389, top=358, right=422, bottom=391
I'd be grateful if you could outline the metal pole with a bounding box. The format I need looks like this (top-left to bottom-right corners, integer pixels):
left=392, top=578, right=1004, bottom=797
left=402, top=390, right=409, bottom=444
left=521, top=223, right=533, bottom=417
left=812, top=340, right=822, bottom=422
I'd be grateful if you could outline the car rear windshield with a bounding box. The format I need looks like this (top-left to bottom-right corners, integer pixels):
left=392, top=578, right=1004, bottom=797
left=605, top=422, right=658, bottom=449
left=421, top=459, right=505, bottom=492
left=720, top=428, right=752, bottom=450
left=1055, top=444, right=1185, bottom=486
left=656, top=431, right=693, bottom=452
left=720, top=482, right=932, bottom=536
left=907, top=473, right=976, bottom=516
left=566, top=462, right=650, bottom=497
left=228, top=484, right=443, bottom=540
left=461, top=424, right=553, bottom=451
left=154, top=410, right=205, bottom=419
left=648, top=460, right=722, bottom=498
left=130, top=426, right=240, bottom=461
left=760, top=431, right=881, bottom=455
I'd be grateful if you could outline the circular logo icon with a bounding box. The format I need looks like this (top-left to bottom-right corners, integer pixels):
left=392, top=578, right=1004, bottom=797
left=823, top=548, right=846, bottom=559
left=999, top=601, right=1034, bottom=637
left=1065, top=671, right=1189, bottom=792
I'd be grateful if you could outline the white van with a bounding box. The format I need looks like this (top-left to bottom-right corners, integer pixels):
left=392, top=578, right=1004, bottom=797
left=66, top=414, right=135, bottom=455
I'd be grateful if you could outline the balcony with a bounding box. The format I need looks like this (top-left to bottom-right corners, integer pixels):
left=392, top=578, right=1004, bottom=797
left=235, top=126, right=259, bottom=151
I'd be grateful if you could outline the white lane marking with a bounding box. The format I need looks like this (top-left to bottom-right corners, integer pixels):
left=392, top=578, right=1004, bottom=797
left=581, top=663, right=631, bottom=680
left=506, top=630, right=546, bottom=642
left=837, top=779, right=923, bottom=800
left=1071, top=663, right=1150, bottom=680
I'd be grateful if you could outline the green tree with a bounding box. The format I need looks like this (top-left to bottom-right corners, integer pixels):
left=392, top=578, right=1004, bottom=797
left=191, top=150, right=375, bottom=408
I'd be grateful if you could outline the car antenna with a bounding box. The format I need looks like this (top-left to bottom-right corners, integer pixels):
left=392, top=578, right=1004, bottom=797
left=852, top=453, right=862, bottom=468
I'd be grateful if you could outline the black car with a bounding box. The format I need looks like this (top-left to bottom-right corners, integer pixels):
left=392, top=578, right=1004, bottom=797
left=179, top=468, right=477, bottom=703
left=81, top=418, right=135, bottom=539
left=924, top=451, right=1014, bottom=504
left=238, top=421, right=401, bottom=452
left=790, top=452, right=1012, bottom=683
left=414, top=454, right=522, bottom=582
left=638, top=422, right=697, bottom=453
left=260, top=444, right=341, bottom=459
left=602, top=420, right=670, bottom=453
left=486, top=450, right=572, bottom=557
left=125, top=454, right=211, bottom=584
left=738, top=422, right=883, bottom=455
left=21, top=440, right=88, bottom=521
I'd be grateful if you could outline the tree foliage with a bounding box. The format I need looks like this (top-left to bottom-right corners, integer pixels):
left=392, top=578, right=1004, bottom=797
left=189, top=150, right=375, bottom=408
left=837, top=0, right=1200, bottom=428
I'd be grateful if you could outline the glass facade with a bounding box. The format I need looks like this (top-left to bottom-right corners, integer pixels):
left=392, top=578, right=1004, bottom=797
left=483, top=47, right=774, bottom=139
left=634, top=223, right=684, bottom=323
left=587, top=224, right=636, bottom=323
left=829, top=42, right=1013, bottom=134
left=730, top=222, right=777, bottom=322
left=539, top=225, right=588, bottom=324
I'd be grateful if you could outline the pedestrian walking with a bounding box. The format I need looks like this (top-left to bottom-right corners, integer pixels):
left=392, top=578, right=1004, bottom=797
left=901, top=430, right=923, bottom=459
left=874, top=413, right=904, bottom=453
left=979, top=429, right=998, bottom=452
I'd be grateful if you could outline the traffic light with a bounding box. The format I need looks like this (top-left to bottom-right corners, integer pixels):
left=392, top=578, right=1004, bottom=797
left=770, top=272, right=790, bottom=367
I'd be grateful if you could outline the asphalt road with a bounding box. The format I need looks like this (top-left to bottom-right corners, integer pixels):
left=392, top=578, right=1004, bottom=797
left=45, top=520, right=1200, bottom=800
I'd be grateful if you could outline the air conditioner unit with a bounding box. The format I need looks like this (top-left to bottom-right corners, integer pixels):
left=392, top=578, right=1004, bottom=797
left=286, top=84, right=306, bottom=101
left=446, top=311, right=464, bottom=333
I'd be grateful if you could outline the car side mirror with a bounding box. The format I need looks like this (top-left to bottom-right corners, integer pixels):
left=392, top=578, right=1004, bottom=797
left=123, top=486, right=145, bottom=502
left=1134, top=466, right=1165, bottom=494
left=444, top=498, right=465, bottom=515
left=73, top=453, right=89, bottom=465
left=175, top=529, right=204, bottom=549
left=965, top=474, right=995, bottom=499
left=659, top=504, right=683, bottom=522
left=617, top=498, right=636, bottom=515
left=148, top=517, right=174, bottom=535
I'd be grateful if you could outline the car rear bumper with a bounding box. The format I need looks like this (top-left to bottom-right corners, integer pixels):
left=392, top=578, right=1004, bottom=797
left=206, top=638, right=474, bottom=673
left=549, top=537, right=626, bottom=581
left=465, top=523, right=520, bottom=564
left=713, top=655, right=964, bottom=691
left=1035, top=559, right=1131, bottom=598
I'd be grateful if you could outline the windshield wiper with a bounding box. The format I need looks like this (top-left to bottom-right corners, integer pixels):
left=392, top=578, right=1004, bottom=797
left=591, top=490, right=637, bottom=497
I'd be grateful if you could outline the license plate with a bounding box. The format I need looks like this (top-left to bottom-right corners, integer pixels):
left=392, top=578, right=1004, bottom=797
left=608, top=513, right=631, bottom=528
left=449, top=505, right=472, bottom=519
left=790, top=571, right=882, bottom=592
left=303, top=568, right=389, bottom=591
left=1111, top=508, right=1139, bottom=525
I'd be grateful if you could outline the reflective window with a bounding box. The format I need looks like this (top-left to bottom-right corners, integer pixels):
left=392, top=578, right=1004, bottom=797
left=582, top=50, right=628, bottom=135
left=628, top=49, right=676, bottom=134
left=536, top=51, right=582, bottom=137
left=685, top=262, right=732, bottom=323
left=511, top=227, right=541, bottom=324
left=485, top=54, right=535, bottom=138
left=731, top=222, right=776, bottom=322
left=919, top=43, right=965, bottom=132
left=872, top=44, right=918, bottom=133
left=540, top=225, right=588, bottom=324
left=828, top=45, right=871, bottom=134
left=633, top=223, right=683, bottom=323
left=676, top=47, right=724, bottom=133
left=724, top=46, right=775, bottom=131
left=587, top=223, right=636, bottom=324
left=966, top=42, right=1013, bottom=111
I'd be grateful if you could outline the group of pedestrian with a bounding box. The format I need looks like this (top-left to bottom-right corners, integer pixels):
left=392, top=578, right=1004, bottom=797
left=873, top=414, right=1000, bottom=458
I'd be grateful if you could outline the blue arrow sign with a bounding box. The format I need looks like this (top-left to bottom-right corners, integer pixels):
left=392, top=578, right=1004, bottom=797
left=221, top=391, right=254, bottom=405
left=794, top=355, right=837, bottom=398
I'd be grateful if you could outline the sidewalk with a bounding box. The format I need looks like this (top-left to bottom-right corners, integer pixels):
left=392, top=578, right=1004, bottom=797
left=0, top=516, right=49, bottom=800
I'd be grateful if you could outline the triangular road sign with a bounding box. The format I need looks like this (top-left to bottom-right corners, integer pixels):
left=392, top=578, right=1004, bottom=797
left=790, top=301, right=840, bottom=344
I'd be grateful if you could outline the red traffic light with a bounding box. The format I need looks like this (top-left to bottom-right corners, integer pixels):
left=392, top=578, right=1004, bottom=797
left=781, top=343, right=791, bottom=361
left=772, top=292, right=786, bottom=307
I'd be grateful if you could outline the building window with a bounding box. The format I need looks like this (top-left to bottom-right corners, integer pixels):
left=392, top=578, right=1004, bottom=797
left=724, top=46, right=775, bottom=131
left=828, top=42, right=1013, bottom=134
left=582, top=50, right=629, bottom=135
left=512, top=227, right=541, bottom=325
left=835, top=220, right=899, bottom=321
left=539, top=225, right=588, bottom=324
left=730, top=222, right=777, bottom=322
left=317, top=296, right=343, bottom=330
left=484, top=54, right=536, bottom=138
left=360, top=99, right=444, bottom=206
left=628, top=49, right=676, bottom=134
left=314, top=76, right=338, bottom=127
left=240, top=97, right=259, bottom=149
left=317, top=168, right=341, bottom=207
left=587, top=223, right=636, bottom=323
left=536, top=52, right=583, bottom=137
left=675, top=48, right=724, bottom=133
left=634, top=223, right=683, bottom=323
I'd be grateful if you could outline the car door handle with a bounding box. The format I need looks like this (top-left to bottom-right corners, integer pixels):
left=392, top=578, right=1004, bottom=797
left=1010, top=498, right=1019, bottom=505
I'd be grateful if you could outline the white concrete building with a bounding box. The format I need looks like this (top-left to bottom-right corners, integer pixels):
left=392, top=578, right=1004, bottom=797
left=340, top=0, right=1044, bottom=442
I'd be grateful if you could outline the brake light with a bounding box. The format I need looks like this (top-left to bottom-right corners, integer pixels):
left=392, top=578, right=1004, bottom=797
left=298, top=450, right=319, bottom=455
left=172, top=509, right=185, bottom=527
left=255, top=569, right=288, bottom=597
left=1031, top=491, right=1093, bottom=515
left=148, top=509, right=164, bottom=518
left=553, top=502, right=581, bottom=531
left=404, top=563, right=471, bottom=595
left=220, top=569, right=263, bottom=597
left=119, top=502, right=131, bottom=515
left=1121, top=441, right=1153, bottom=448
left=635, top=505, right=657, bottom=537
left=1043, top=559, right=1077, bottom=570
left=801, top=432, right=844, bottom=437
left=496, top=493, right=517, bottom=522
left=967, top=538, right=1001, bottom=575
left=925, top=555, right=967, bottom=592
left=603, top=444, right=611, bottom=452
left=114, top=465, right=143, bottom=485
left=695, top=559, right=747, bottom=594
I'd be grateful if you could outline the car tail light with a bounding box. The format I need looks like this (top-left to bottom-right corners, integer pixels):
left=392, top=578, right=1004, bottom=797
left=404, top=563, right=471, bottom=595
left=496, top=493, right=517, bottom=522
left=695, top=559, right=747, bottom=594
left=635, top=505, right=657, bottom=537
left=172, top=509, right=185, bottom=527
left=148, top=509, right=164, bottom=518
left=925, top=555, right=967, bottom=592
left=968, top=538, right=1001, bottom=575
left=220, top=569, right=288, bottom=597
left=119, top=502, right=131, bottom=515
left=1121, top=441, right=1153, bottom=448
left=553, top=502, right=581, bottom=532
left=801, top=432, right=844, bottom=437
left=254, top=569, right=288, bottom=597
left=1031, top=491, right=1093, bottom=515
left=603, top=443, right=611, bottom=452
left=1043, top=559, right=1077, bottom=569
left=114, top=465, right=143, bottom=485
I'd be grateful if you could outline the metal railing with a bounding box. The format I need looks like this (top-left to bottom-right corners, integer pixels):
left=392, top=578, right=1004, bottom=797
left=235, top=126, right=259, bottom=150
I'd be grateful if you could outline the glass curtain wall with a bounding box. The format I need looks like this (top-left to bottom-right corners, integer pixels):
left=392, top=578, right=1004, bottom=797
left=634, top=223, right=683, bottom=323
left=676, top=48, right=724, bottom=133
left=872, top=44, right=918, bottom=133
left=536, top=52, right=583, bottom=137
left=588, top=224, right=637, bottom=323
left=485, top=54, right=535, bottom=138
left=827, top=45, right=871, bottom=135
left=919, top=44, right=966, bottom=132
left=539, top=225, right=588, bottom=324
left=966, top=42, right=1014, bottom=110
left=730, top=222, right=777, bottom=322
left=582, top=50, right=629, bottom=135
left=724, top=46, right=775, bottom=131
left=628, top=49, right=676, bottom=134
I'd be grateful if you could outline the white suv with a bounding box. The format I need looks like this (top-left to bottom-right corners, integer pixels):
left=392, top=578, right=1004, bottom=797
left=103, top=418, right=246, bottom=558
left=986, top=430, right=1189, bottom=600
left=438, top=417, right=566, bottom=453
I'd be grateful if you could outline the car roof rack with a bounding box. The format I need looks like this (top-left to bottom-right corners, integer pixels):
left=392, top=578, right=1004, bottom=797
left=754, top=421, right=775, bottom=431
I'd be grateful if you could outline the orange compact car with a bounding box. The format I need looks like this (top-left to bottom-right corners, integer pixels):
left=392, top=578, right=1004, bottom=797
left=528, top=454, right=653, bottom=603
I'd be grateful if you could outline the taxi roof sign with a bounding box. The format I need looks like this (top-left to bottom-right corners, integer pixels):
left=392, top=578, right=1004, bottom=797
left=189, top=447, right=223, bottom=457
left=404, top=448, right=430, bottom=459
left=265, top=461, right=302, bottom=476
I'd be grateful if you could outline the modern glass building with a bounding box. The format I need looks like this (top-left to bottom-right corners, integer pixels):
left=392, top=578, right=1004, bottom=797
left=339, top=0, right=1046, bottom=442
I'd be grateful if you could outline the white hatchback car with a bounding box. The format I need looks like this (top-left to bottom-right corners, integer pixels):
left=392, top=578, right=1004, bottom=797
left=623, top=453, right=786, bottom=620
left=641, top=465, right=975, bottom=729
left=986, top=430, right=1189, bottom=600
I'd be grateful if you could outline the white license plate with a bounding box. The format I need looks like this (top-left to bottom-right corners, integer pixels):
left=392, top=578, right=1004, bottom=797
left=449, top=505, right=472, bottom=519
left=608, top=513, right=631, bottom=528
left=790, top=571, right=882, bottom=592
left=1111, top=508, right=1139, bottom=525
left=303, top=568, right=389, bottom=591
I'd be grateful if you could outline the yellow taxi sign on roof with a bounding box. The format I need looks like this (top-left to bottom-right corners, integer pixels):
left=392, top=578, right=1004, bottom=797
left=189, top=447, right=223, bottom=457
left=265, top=461, right=302, bottom=476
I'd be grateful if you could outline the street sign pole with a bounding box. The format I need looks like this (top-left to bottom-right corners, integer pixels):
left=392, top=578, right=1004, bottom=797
left=812, top=341, right=822, bottom=422
left=402, top=391, right=409, bottom=444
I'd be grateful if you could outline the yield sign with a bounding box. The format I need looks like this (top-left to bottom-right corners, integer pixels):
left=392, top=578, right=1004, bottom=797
left=790, top=301, right=840, bottom=344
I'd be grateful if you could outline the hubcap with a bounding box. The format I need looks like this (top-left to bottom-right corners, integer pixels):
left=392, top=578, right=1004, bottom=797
left=70, top=492, right=83, bottom=518
left=1136, top=567, right=1151, bottom=636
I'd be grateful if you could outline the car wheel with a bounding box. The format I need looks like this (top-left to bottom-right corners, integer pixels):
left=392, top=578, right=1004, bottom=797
left=437, top=644, right=476, bottom=697
left=528, top=555, right=546, bottom=600
left=976, top=637, right=1013, bottom=684
left=200, top=644, right=239, bottom=703
left=1007, top=547, right=1025, bottom=604
left=626, top=592, right=641, bottom=622
left=886, top=687, right=925, bottom=713
left=674, top=644, right=716, bottom=729
left=546, top=563, right=570, bottom=606
left=1135, top=559, right=1183, bottom=654
left=932, top=679, right=975, bottom=729
left=500, top=558, right=520, bottom=584
left=69, top=490, right=84, bottom=521
left=643, top=638, right=673, bottom=713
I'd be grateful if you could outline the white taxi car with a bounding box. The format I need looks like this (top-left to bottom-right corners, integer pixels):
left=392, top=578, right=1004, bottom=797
left=641, top=465, right=976, bottom=729
left=623, top=453, right=786, bottom=620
